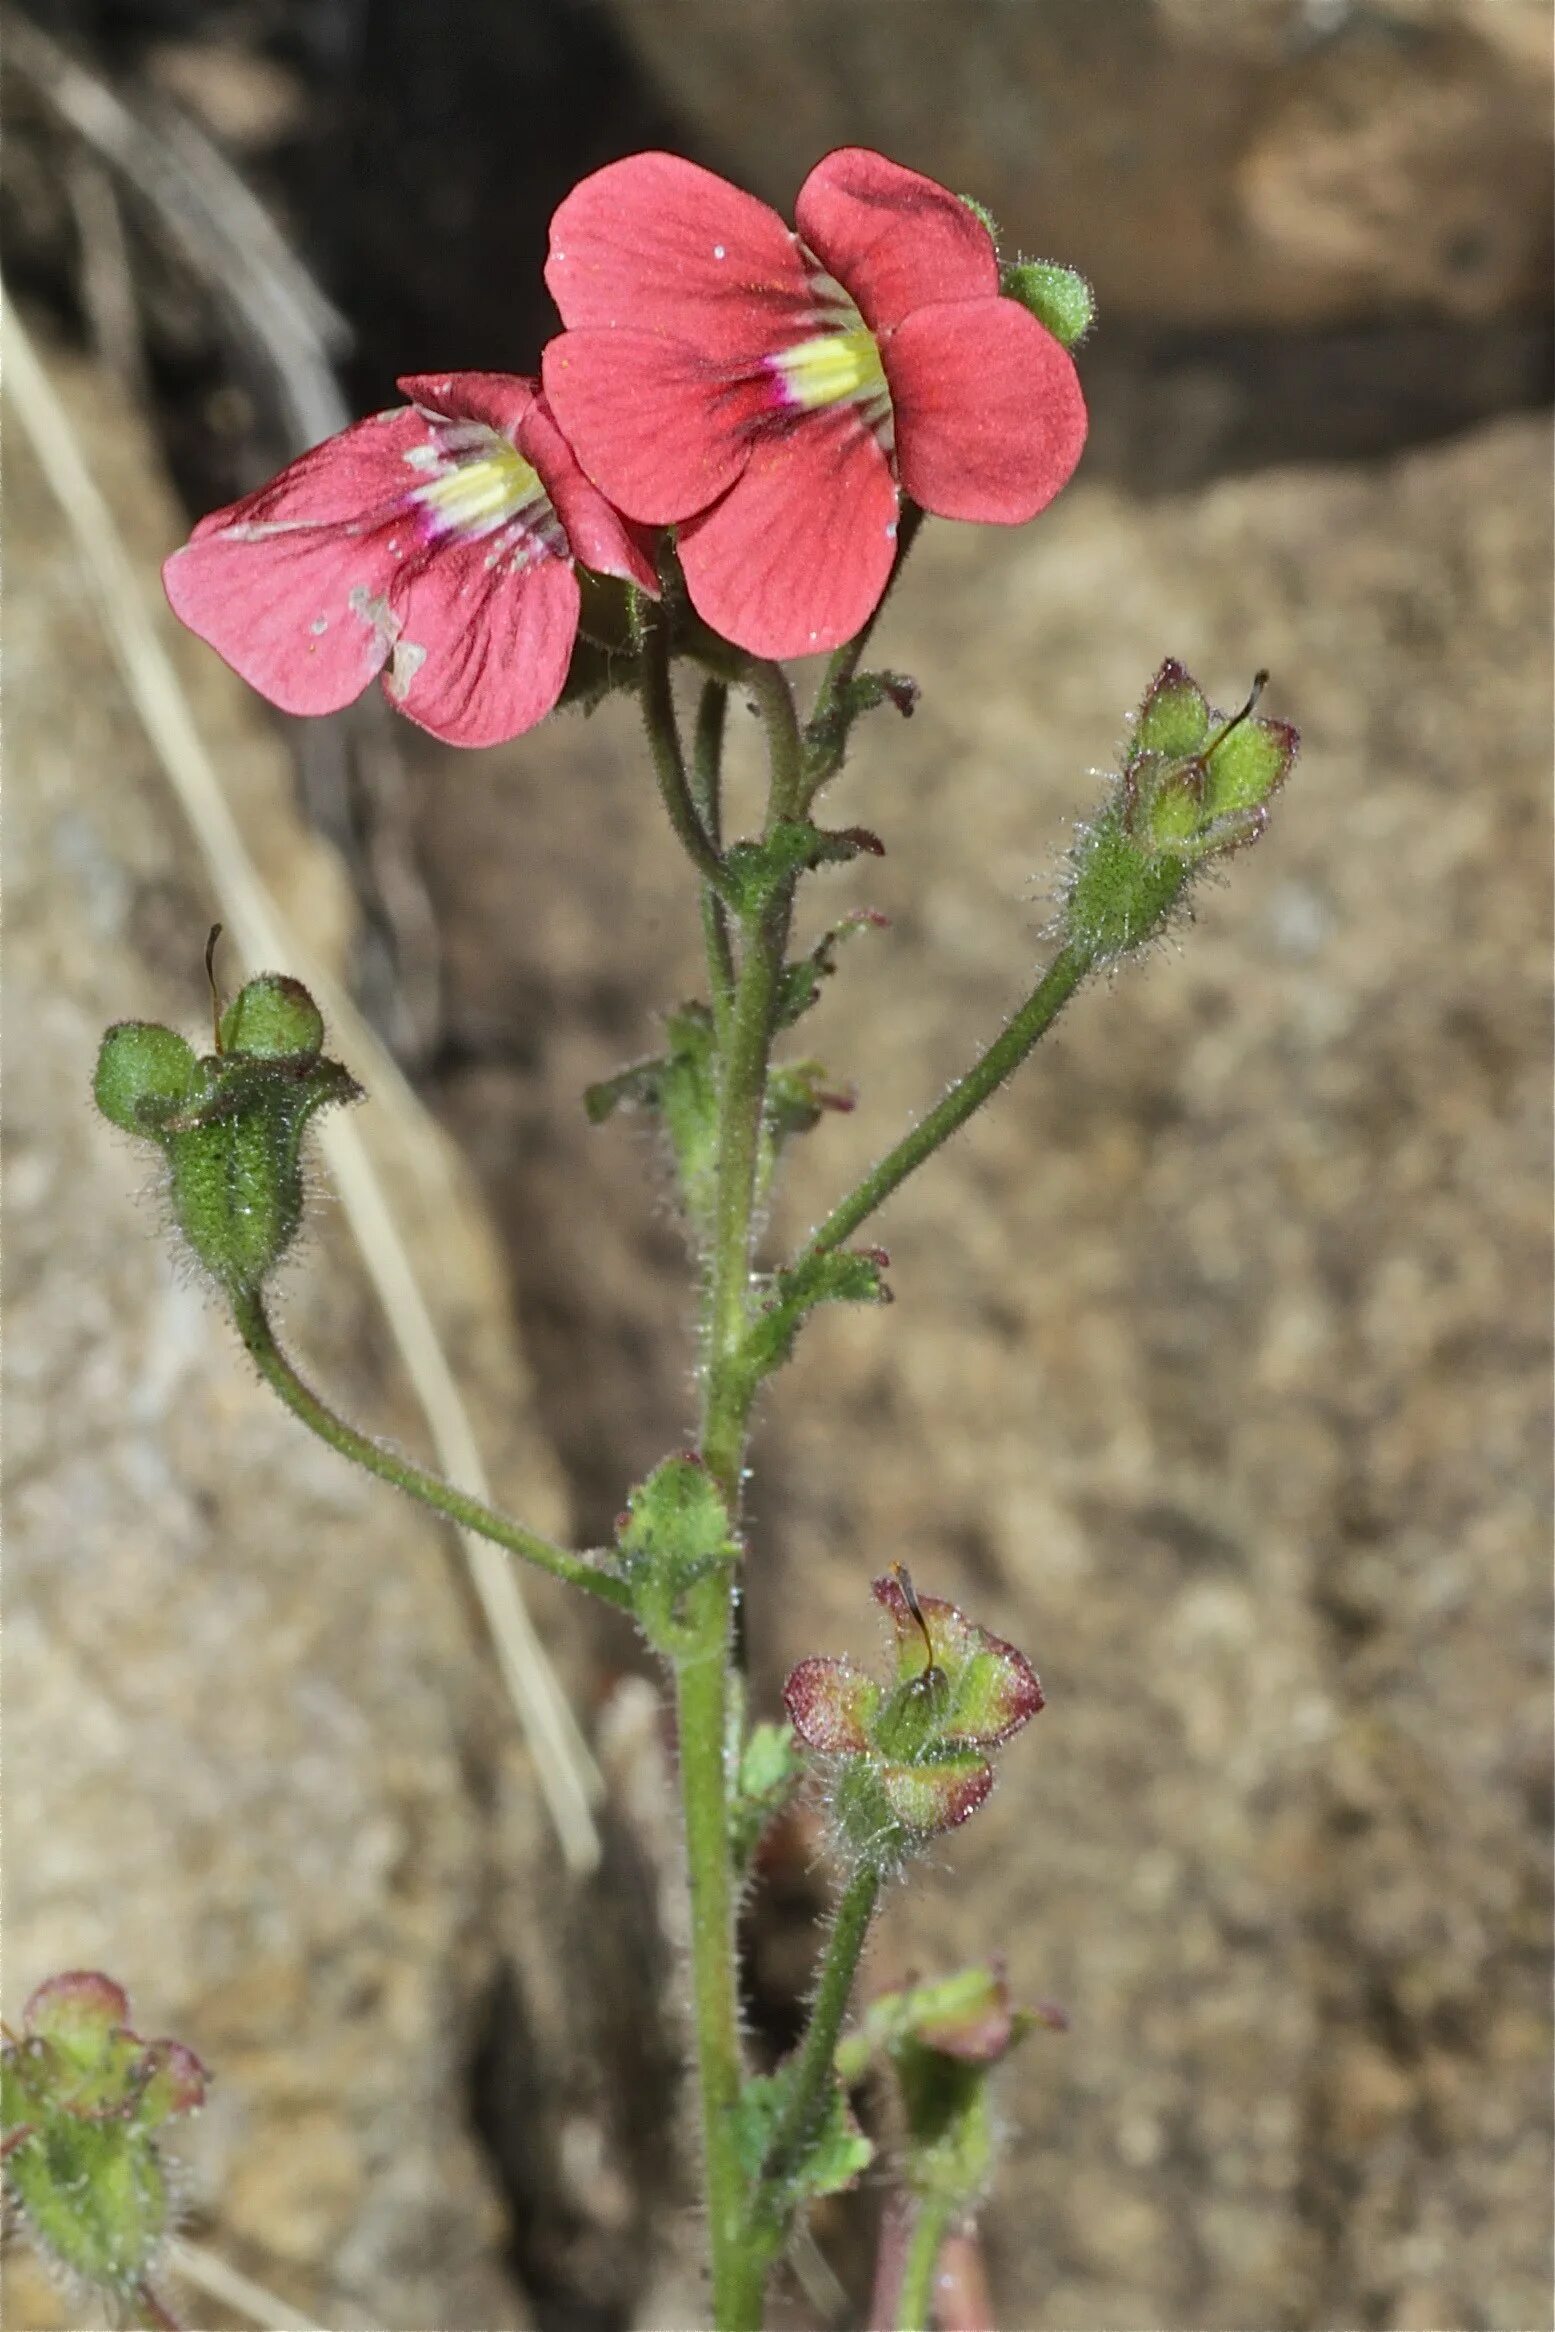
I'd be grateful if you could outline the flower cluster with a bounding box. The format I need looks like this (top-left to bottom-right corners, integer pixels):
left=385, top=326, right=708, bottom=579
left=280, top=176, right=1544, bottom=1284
left=164, top=149, right=1088, bottom=743
left=2, top=1973, right=206, bottom=2311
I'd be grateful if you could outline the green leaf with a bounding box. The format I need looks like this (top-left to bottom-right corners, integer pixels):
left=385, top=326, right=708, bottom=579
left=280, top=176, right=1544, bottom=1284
left=742, top=1247, right=890, bottom=1378
left=584, top=1005, right=722, bottom=1230
left=735, top=2070, right=873, bottom=2204
left=723, top=821, right=885, bottom=914
left=729, top=1720, right=806, bottom=1872
left=775, top=909, right=890, bottom=1031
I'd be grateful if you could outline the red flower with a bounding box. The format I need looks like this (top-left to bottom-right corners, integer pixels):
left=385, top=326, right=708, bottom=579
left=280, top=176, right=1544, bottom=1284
left=542, top=148, right=1087, bottom=661
left=163, top=373, right=656, bottom=748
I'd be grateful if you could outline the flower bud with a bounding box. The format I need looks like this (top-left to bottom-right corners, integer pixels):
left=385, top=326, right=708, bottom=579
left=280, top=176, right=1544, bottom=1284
left=92, top=974, right=359, bottom=1298
left=841, top=1961, right=1049, bottom=2216
left=93, top=1023, right=199, bottom=1134
left=217, top=972, right=324, bottom=1062
left=1001, top=258, right=1095, bottom=348
left=783, top=1569, right=1042, bottom=1872
left=1064, top=660, right=1298, bottom=963
left=2, top=1972, right=206, bottom=2311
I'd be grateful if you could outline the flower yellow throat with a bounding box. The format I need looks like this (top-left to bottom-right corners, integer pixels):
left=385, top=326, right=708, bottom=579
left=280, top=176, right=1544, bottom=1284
left=418, top=440, right=548, bottom=537
left=773, top=326, right=888, bottom=412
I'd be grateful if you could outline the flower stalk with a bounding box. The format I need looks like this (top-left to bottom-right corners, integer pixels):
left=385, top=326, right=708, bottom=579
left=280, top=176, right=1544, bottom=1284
left=231, top=1289, right=632, bottom=1610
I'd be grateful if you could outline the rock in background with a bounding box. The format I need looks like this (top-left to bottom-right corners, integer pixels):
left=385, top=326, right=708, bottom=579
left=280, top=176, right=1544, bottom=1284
left=602, top=0, right=1551, bottom=331
left=416, top=413, right=1552, bottom=2327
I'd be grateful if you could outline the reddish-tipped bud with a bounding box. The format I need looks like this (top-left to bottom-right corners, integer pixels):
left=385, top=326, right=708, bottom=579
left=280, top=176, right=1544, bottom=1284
left=3, top=1972, right=207, bottom=2309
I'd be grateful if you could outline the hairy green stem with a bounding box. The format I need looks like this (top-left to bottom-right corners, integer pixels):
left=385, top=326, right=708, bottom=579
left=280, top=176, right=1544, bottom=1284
left=895, top=2194, right=956, bottom=2332
left=673, top=1580, right=761, bottom=2331
left=802, top=501, right=925, bottom=805
left=760, top=1861, right=880, bottom=2200
left=800, top=939, right=1092, bottom=1264
left=635, top=593, right=735, bottom=901
left=230, top=1289, right=632, bottom=1609
left=742, top=655, right=806, bottom=829
left=692, top=678, right=736, bottom=1035
left=648, top=654, right=805, bottom=2326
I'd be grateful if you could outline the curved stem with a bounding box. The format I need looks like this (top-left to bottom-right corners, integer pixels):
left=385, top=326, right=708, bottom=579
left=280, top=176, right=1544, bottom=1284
left=742, top=655, right=805, bottom=829
left=636, top=593, right=736, bottom=901
left=799, top=940, right=1092, bottom=1264
left=894, top=2195, right=955, bottom=2332
left=760, top=1861, right=880, bottom=2197
left=230, top=1288, right=632, bottom=1610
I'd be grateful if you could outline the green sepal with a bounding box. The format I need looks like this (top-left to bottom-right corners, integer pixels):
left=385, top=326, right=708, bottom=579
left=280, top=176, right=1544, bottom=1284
left=742, top=1246, right=891, bottom=1379
left=160, top=1051, right=359, bottom=1296
left=616, top=1454, right=739, bottom=1656
left=92, top=979, right=359, bottom=1298
left=729, top=1719, right=806, bottom=1875
left=1001, top=258, right=1095, bottom=347
left=956, top=191, right=1001, bottom=250
left=5, top=2115, right=170, bottom=2297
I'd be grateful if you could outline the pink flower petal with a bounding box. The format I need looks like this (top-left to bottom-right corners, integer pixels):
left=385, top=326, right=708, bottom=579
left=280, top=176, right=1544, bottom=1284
left=546, top=151, right=811, bottom=358
left=397, top=370, right=539, bottom=438
left=386, top=538, right=579, bottom=748
left=164, top=520, right=406, bottom=716
left=677, top=411, right=898, bottom=658
left=517, top=393, right=659, bottom=590
left=888, top=296, right=1088, bottom=525
left=187, top=407, right=426, bottom=538
left=543, top=329, right=769, bottom=525
left=796, top=148, right=998, bottom=337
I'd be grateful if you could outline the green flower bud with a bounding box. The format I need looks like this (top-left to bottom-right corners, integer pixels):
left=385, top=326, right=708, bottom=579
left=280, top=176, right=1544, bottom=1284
left=93, top=1023, right=199, bottom=1134
left=1000, top=258, right=1095, bottom=348
left=92, top=973, right=359, bottom=1298
left=218, top=973, right=324, bottom=1062
left=1064, top=661, right=1299, bottom=963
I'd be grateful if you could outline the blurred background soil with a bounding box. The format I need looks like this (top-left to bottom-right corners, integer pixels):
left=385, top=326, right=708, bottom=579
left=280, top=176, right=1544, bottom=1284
left=4, top=4, right=1551, bottom=2327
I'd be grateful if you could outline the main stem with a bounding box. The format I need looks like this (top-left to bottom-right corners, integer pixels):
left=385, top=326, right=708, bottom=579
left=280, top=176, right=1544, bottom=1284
left=673, top=656, right=805, bottom=2330
left=229, top=1289, right=632, bottom=1610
